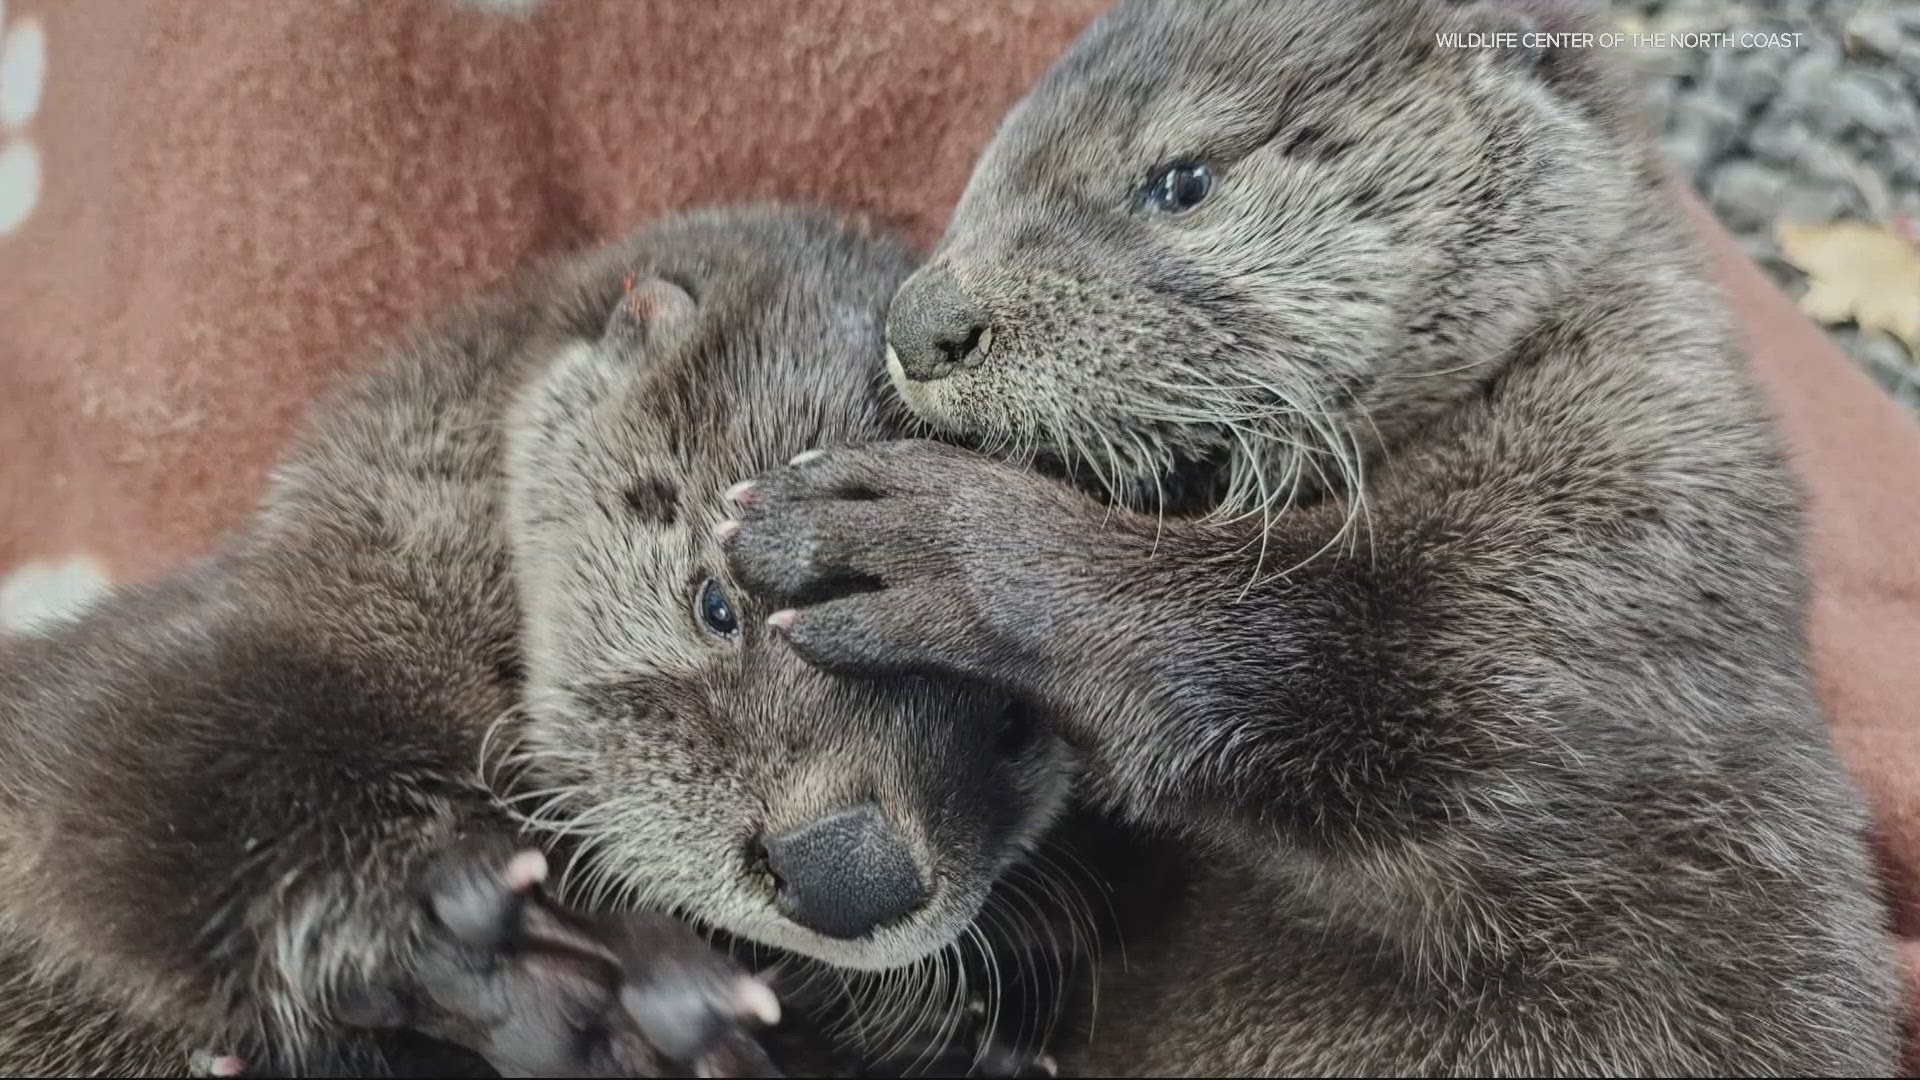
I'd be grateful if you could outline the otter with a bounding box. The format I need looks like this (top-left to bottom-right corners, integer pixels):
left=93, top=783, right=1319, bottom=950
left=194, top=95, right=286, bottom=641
left=498, top=209, right=1079, bottom=1078
left=0, top=208, right=1071, bottom=1077
left=718, top=1, right=1904, bottom=1074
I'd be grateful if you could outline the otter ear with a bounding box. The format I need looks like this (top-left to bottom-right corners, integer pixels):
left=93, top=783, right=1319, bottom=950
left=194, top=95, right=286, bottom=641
left=604, top=274, right=699, bottom=356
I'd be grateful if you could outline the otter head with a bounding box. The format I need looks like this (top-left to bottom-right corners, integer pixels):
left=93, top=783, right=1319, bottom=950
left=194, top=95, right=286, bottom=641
left=888, top=0, right=1641, bottom=514
left=504, top=209, right=1075, bottom=971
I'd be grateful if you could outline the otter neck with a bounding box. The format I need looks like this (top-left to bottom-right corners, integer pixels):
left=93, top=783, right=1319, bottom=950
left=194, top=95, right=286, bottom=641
left=1326, top=179, right=1702, bottom=499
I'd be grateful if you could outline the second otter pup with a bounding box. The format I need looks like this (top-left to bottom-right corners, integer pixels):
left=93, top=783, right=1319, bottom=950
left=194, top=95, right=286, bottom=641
left=0, top=208, right=1070, bottom=1076
left=721, top=1, right=1902, bottom=1073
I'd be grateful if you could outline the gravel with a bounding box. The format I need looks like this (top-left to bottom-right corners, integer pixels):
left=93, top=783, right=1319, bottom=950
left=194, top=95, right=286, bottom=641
left=1610, top=0, right=1920, bottom=409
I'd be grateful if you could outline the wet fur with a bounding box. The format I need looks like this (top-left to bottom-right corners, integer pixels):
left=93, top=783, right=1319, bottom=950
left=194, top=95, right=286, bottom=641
left=747, top=0, right=1902, bottom=1073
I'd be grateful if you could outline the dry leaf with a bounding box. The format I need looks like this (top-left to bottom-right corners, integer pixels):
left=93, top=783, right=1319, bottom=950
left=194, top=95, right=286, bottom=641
left=1776, top=219, right=1920, bottom=357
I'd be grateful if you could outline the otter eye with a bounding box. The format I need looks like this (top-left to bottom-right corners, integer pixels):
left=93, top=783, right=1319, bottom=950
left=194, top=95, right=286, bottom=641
left=1143, top=162, right=1213, bottom=214
left=697, top=578, right=740, bottom=639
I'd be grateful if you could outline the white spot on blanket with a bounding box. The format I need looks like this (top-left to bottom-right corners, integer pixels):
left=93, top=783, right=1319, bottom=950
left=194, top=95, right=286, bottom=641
left=0, top=12, right=41, bottom=237
left=1, top=556, right=112, bottom=635
left=444, top=0, right=546, bottom=14
left=0, top=15, right=42, bottom=129
left=0, top=139, right=37, bottom=235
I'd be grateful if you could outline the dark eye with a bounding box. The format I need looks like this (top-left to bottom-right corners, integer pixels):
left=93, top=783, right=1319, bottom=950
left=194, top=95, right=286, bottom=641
left=1143, top=162, right=1213, bottom=214
left=697, top=578, right=740, bottom=639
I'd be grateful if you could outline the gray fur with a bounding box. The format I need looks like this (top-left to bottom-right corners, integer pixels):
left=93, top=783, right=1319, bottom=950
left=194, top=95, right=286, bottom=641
left=720, top=1, right=1903, bottom=1073
left=0, top=208, right=1066, bottom=1075
left=499, top=212, right=1076, bottom=974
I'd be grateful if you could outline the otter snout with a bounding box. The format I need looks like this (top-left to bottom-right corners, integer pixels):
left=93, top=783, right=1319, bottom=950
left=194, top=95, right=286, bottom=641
left=760, top=803, right=929, bottom=940
left=887, top=265, right=992, bottom=383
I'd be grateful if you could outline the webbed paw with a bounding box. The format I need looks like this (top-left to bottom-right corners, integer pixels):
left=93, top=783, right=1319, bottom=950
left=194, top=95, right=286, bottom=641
left=351, top=838, right=780, bottom=1077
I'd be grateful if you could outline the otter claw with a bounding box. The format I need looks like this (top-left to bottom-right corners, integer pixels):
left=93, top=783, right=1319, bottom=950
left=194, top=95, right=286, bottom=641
left=623, top=975, right=780, bottom=1065
left=734, top=978, right=783, bottom=1026
left=387, top=838, right=779, bottom=1077
left=188, top=1052, right=248, bottom=1078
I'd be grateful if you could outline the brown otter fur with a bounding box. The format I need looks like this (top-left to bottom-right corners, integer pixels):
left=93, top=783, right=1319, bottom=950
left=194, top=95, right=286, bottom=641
left=0, top=208, right=1069, bottom=1076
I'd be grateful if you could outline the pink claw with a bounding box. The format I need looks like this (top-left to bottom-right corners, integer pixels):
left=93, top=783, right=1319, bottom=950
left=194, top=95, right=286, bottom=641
left=733, top=978, right=781, bottom=1026
left=504, top=849, right=549, bottom=892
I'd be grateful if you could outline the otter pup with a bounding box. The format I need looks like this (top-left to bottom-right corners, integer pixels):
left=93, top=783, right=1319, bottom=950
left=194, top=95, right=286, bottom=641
left=500, top=210, right=1078, bottom=1078
left=0, top=208, right=1070, bottom=1076
left=720, top=1, right=1903, bottom=1074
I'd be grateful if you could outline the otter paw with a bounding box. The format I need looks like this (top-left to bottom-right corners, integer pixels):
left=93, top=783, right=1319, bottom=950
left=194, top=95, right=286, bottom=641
left=719, top=440, right=1075, bottom=685
left=188, top=1051, right=254, bottom=1078
left=359, top=838, right=781, bottom=1078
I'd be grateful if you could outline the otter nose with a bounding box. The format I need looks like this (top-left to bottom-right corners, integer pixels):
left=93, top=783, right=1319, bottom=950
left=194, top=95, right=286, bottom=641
left=887, top=265, right=991, bottom=383
left=762, top=803, right=928, bottom=939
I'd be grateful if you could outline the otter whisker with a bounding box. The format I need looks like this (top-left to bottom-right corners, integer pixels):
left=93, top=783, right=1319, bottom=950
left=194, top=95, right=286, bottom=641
left=1002, top=860, right=1087, bottom=1050
left=869, top=948, right=943, bottom=1068
left=1030, top=839, right=1112, bottom=965
left=971, top=900, right=1026, bottom=1066
left=475, top=705, right=529, bottom=793
left=932, top=937, right=973, bottom=1074
left=966, top=920, right=1005, bottom=1073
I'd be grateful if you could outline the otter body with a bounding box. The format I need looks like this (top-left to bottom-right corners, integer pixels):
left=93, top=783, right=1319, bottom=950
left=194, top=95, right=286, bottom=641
left=0, top=220, right=565, bottom=1074
left=0, top=209, right=1069, bottom=1076
left=721, top=2, right=1902, bottom=1074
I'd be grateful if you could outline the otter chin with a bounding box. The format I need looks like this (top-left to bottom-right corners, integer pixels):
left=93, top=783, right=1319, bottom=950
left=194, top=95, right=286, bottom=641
left=623, top=833, right=1029, bottom=975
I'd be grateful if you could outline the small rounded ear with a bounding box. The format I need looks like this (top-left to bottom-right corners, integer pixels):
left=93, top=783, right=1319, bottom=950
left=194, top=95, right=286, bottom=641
left=604, top=274, right=699, bottom=355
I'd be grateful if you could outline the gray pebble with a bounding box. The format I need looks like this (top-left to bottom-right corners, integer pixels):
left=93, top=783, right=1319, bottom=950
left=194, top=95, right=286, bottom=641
left=1614, top=0, right=1917, bottom=416
left=1709, top=160, right=1792, bottom=230
left=1737, top=233, right=1784, bottom=271
left=1662, top=121, right=1716, bottom=181
left=1780, top=39, right=1843, bottom=107
left=1786, top=130, right=1868, bottom=186
left=1886, top=4, right=1920, bottom=35
left=1882, top=138, right=1920, bottom=179
left=1674, top=95, right=1747, bottom=162
left=1843, top=10, right=1911, bottom=60
left=1851, top=330, right=1920, bottom=399
left=1776, top=179, right=1867, bottom=223
left=1859, top=329, right=1916, bottom=370
left=1824, top=70, right=1916, bottom=137
left=1748, top=119, right=1814, bottom=166
left=1726, top=58, right=1785, bottom=109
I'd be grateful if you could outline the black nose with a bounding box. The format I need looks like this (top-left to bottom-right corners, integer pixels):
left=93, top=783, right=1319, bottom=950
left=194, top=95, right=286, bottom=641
left=887, top=265, right=991, bottom=383
left=761, top=803, right=928, bottom=939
